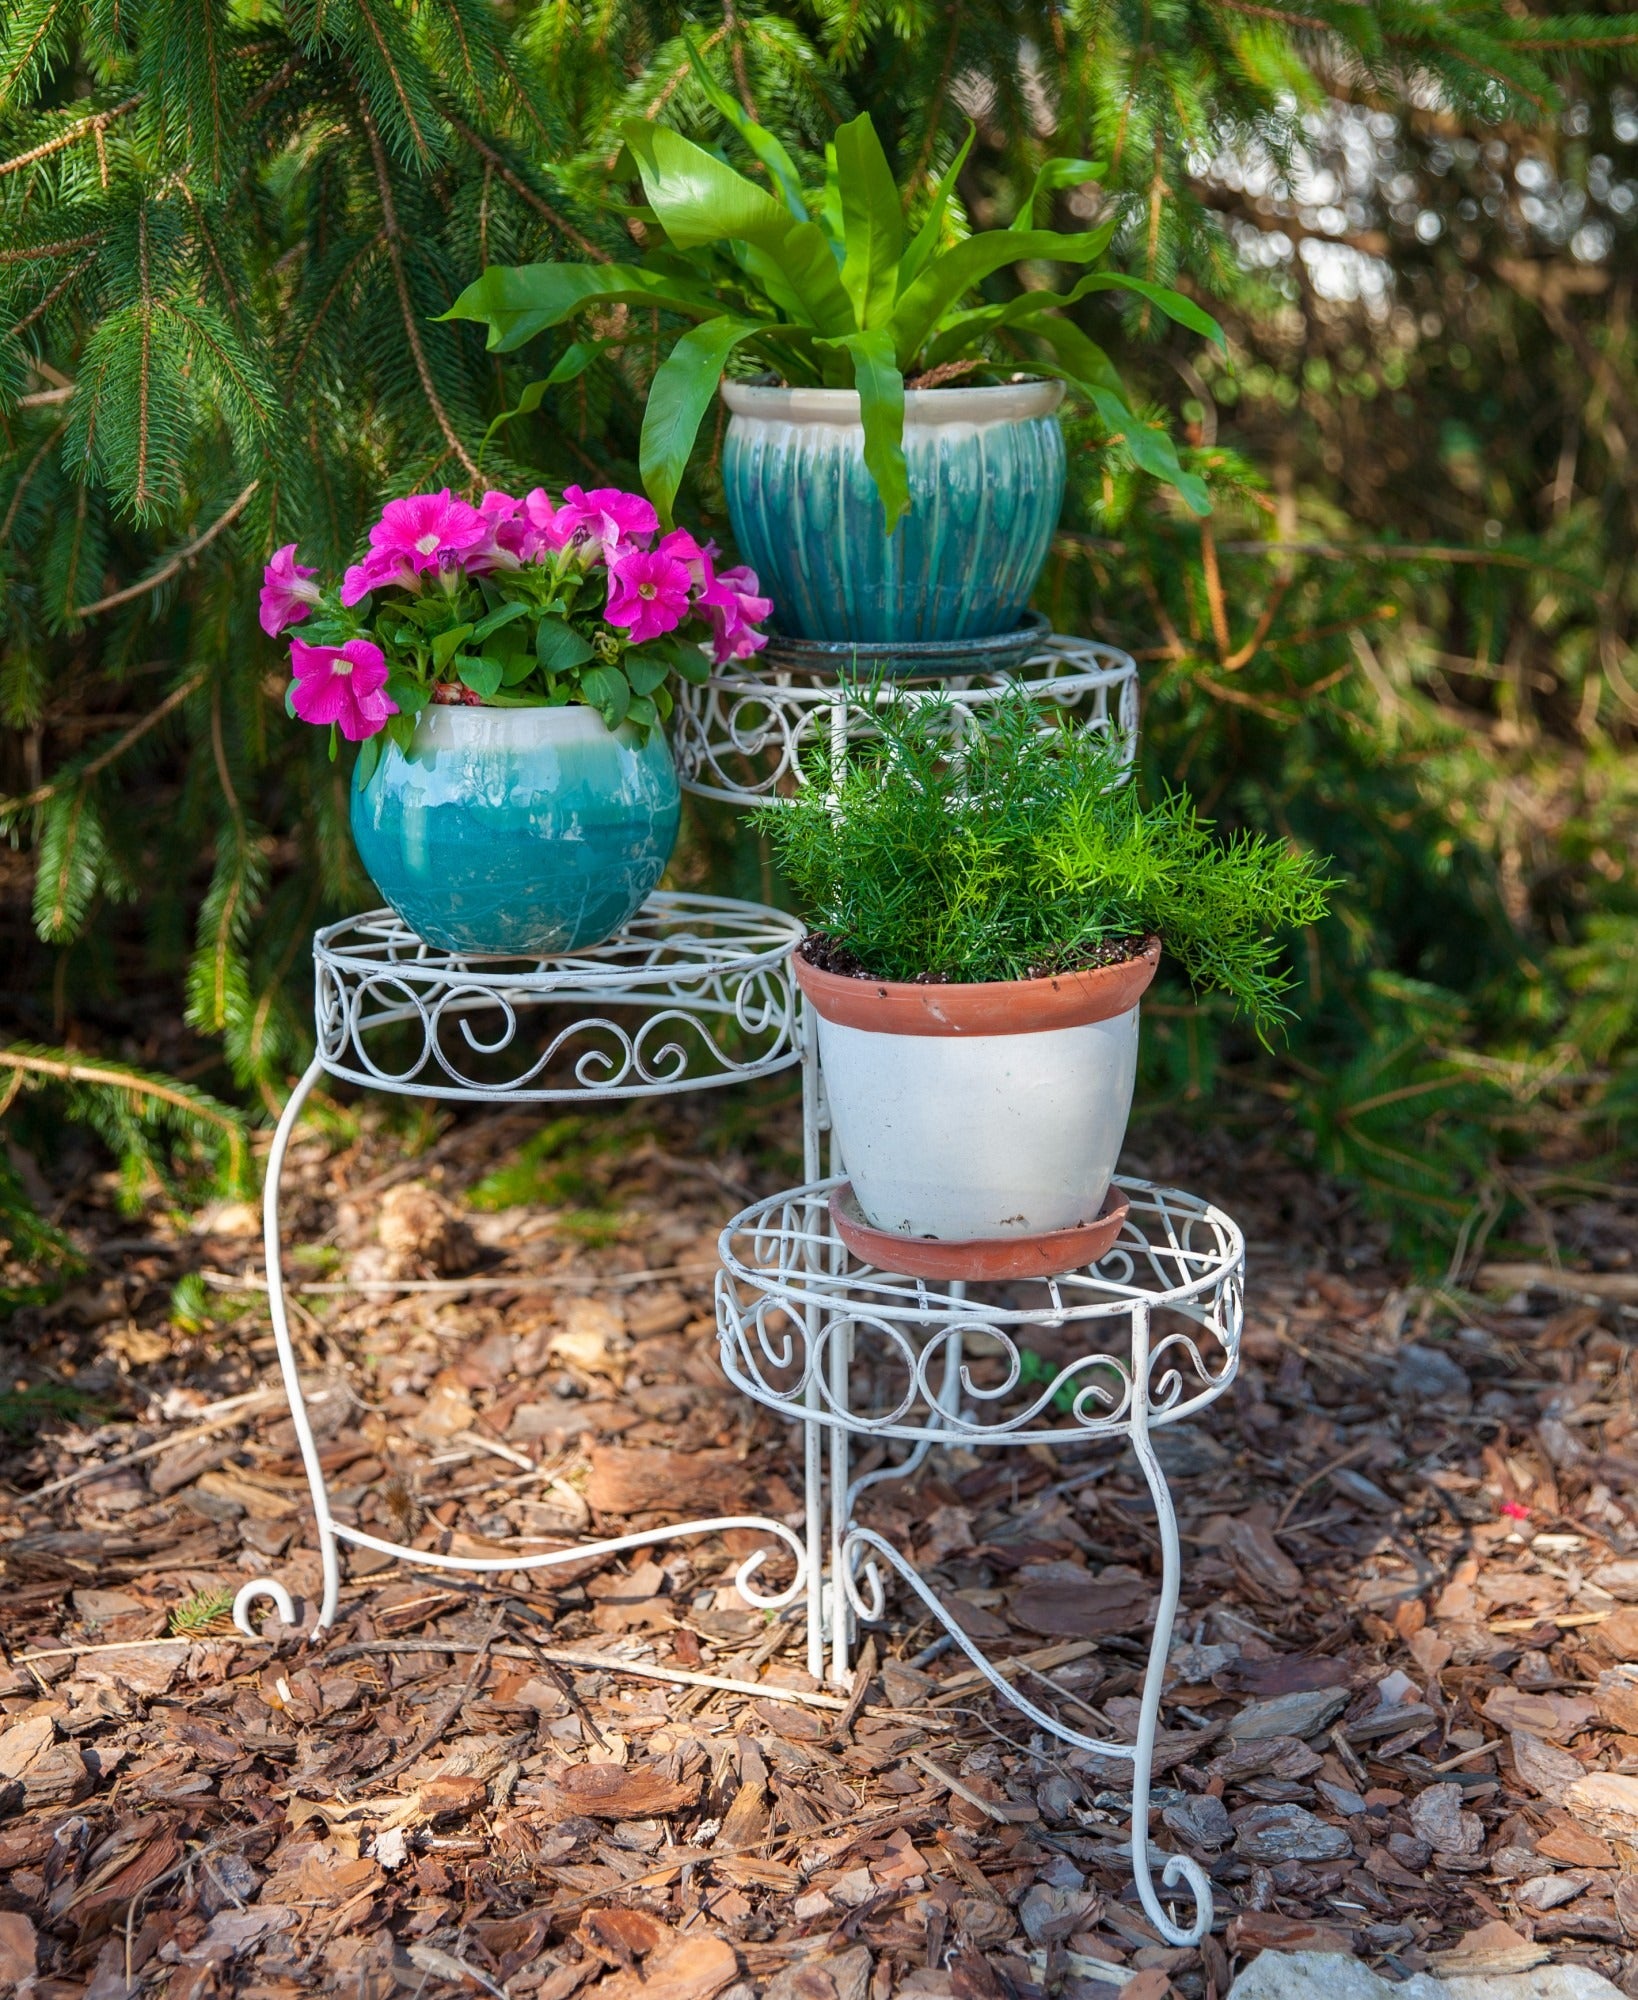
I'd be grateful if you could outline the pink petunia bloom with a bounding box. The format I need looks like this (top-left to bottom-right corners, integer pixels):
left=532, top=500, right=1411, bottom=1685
left=368, top=490, right=491, bottom=575
left=259, top=544, right=321, bottom=637
left=470, top=490, right=525, bottom=571
left=604, top=546, right=693, bottom=646
left=657, top=527, right=718, bottom=597
left=553, top=484, right=659, bottom=557
left=341, top=546, right=421, bottom=607
left=702, top=564, right=772, bottom=664
left=288, top=638, right=398, bottom=742
left=513, top=487, right=571, bottom=563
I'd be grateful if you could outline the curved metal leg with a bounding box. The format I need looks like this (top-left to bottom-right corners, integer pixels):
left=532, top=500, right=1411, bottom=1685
left=1125, top=1303, right=1213, bottom=1947
left=235, top=1057, right=341, bottom=1638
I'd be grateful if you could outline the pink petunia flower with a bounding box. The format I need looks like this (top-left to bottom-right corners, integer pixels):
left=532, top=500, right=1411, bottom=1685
left=512, top=487, right=571, bottom=563
left=368, top=490, right=492, bottom=574
left=702, top=564, right=772, bottom=664
left=259, top=544, right=321, bottom=637
left=657, top=526, right=717, bottom=596
left=289, top=637, right=398, bottom=742
left=553, top=484, right=659, bottom=556
left=341, top=546, right=421, bottom=607
left=604, top=546, right=692, bottom=646
left=469, top=490, right=525, bottom=572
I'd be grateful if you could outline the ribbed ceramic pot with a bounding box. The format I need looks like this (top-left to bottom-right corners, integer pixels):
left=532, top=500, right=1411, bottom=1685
left=721, top=380, right=1066, bottom=644
left=350, top=704, right=680, bottom=956
left=794, top=940, right=1158, bottom=1241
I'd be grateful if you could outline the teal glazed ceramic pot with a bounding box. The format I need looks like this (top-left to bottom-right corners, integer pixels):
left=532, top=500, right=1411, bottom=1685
left=721, top=379, right=1065, bottom=644
left=350, top=704, right=680, bottom=956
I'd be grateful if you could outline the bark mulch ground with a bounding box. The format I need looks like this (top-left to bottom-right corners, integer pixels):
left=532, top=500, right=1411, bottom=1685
left=5, top=1094, right=1638, bottom=2000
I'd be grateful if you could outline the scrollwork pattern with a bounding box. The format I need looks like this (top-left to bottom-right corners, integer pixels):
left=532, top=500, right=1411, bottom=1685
left=674, top=638, right=1138, bottom=805
left=714, top=1177, right=1242, bottom=1444
left=309, top=894, right=804, bottom=1100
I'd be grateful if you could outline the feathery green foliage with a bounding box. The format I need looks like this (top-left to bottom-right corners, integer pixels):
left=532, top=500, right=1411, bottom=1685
left=757, top=691, right=1333, bottom=1038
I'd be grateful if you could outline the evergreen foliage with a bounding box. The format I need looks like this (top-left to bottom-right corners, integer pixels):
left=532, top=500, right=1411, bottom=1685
left=1, top=0, right=1636, bottom=1267
left=755, top=691, right=1333, bottom=1037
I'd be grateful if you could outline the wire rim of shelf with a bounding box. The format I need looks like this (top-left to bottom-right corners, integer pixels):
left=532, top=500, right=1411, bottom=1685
left=674, top=634, right=1140, bottom=805
left=717, top=1175, right=1245, bottom=1323
left=310, top=893, right=806, bottom=1100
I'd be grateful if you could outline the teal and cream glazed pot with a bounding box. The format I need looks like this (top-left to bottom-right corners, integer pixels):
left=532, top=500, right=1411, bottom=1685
left=721, top=379, right=1065, bottom=645
left=350, top=704, right=680, bottom=956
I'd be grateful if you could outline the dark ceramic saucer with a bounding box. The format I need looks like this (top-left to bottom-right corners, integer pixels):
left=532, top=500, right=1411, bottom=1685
left=758, top=610, right=1051, bottom=681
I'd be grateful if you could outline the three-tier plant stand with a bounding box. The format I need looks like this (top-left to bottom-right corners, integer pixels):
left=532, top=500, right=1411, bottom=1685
left=241, top=635, right=1240, bottom=1947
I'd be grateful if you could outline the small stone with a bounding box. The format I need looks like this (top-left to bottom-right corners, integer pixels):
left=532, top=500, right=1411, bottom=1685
left=1439, top=1968, right=1626, bottom=1997
left=1224, top=1950, right=1398, bottom=2000
left=1409, top=1782, right=1484, bottom=1857
left=1387, top=1830, right=1432, bottom=1871
left=1231, top=1803, right=1353, bottom=1864
left=1161, top=1792, right=1233, bottom=1850
left=1226, top=1687, right=1350, bottom=1742
left=1390, top=1341, right=1472, bottom=1408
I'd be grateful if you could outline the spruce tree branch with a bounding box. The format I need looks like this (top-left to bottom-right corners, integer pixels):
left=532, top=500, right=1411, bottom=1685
left=0, top=422, right=66, bottom=545
left=73, top=483, right=260, bottom=619
left=0, top=1046, right=247, bottom=1147
left=288, top=231, right=389, bottom=383
left=0, top=95, right=143, bottom=179
left=356, top=96, right=481, bottom=482
left=443, top=116, right=608, bottom=260
left=9, top=254, right=98, bottom=338
left=0, top=233, right=104, bottom=266
left=0, top=670, right=209, bottom=816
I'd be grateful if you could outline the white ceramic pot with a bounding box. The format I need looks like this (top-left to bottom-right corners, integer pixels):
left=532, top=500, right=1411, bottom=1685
left=794, top=942, right=1159, bottom=1241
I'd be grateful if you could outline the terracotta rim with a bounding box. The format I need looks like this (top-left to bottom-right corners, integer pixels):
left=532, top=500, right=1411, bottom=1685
left=793, top=937, right=1159, bottom=1037
left=829, top=1182, right=1131, bottom=1281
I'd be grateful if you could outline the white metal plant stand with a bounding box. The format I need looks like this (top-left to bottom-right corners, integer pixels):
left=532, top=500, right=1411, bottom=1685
left=673, top=634, right=1138, bottom=805
left=714, top=1175, right=1245, bottom=1948
left=233, top=892, right=820, bottom=1642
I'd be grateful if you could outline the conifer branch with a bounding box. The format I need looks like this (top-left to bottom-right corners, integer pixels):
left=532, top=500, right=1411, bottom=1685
left=73, top=483, right=259, bottom=618
left=9, top=254, right=98, bottom=337
left=444, top=116, right=608, bottom=260
left=0, top=1045, right=248, bottom=1162
left=0, top=232, right=104, bottom=265
left=0, top=93, right=142, bottom=177
left=356, top=95, right=481, bottom=482
left=0, top=422, right=65, bottom=543
left=0, top=670, right=209, bottom=817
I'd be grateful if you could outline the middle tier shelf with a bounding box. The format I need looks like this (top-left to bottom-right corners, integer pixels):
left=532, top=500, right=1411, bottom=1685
left=714, top=1175, right=1244, bottom=1446
left=673, top=632, right=1138, bottom=805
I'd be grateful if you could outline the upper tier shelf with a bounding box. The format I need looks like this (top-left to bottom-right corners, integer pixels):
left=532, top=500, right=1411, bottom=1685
left=673, top=633, right=1138, bottom=806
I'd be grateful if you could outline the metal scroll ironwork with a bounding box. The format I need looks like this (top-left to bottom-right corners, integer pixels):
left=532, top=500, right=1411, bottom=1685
left=673, top=635, right=1139, bottom=806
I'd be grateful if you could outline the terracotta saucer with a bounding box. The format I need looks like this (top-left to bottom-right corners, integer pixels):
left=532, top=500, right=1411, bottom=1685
left=827, top=1183, right=1131, bottom=1281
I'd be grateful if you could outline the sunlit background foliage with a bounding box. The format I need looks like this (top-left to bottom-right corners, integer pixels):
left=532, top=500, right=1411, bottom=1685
left=2, top=0, right=1637, bottom=1276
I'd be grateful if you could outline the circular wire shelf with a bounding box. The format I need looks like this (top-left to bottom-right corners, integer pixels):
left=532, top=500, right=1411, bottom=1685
left=673, top=633, right=1138, bottom=806
left=312, top=892, right=805, bottom=1100
left=715, top=1175, right=1243, bottom=1445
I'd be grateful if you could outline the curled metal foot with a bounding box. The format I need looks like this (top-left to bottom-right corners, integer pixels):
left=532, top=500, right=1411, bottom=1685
left=233, top=1578, right=297, bottom=1639
left=1129, top=1836, right=1214, bottom=1947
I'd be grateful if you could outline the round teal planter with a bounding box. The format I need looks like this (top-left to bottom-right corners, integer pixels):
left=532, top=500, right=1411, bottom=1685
left=350, top=704, right=680, bottom=957
left=721, top=379, right=1065, bottom=646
